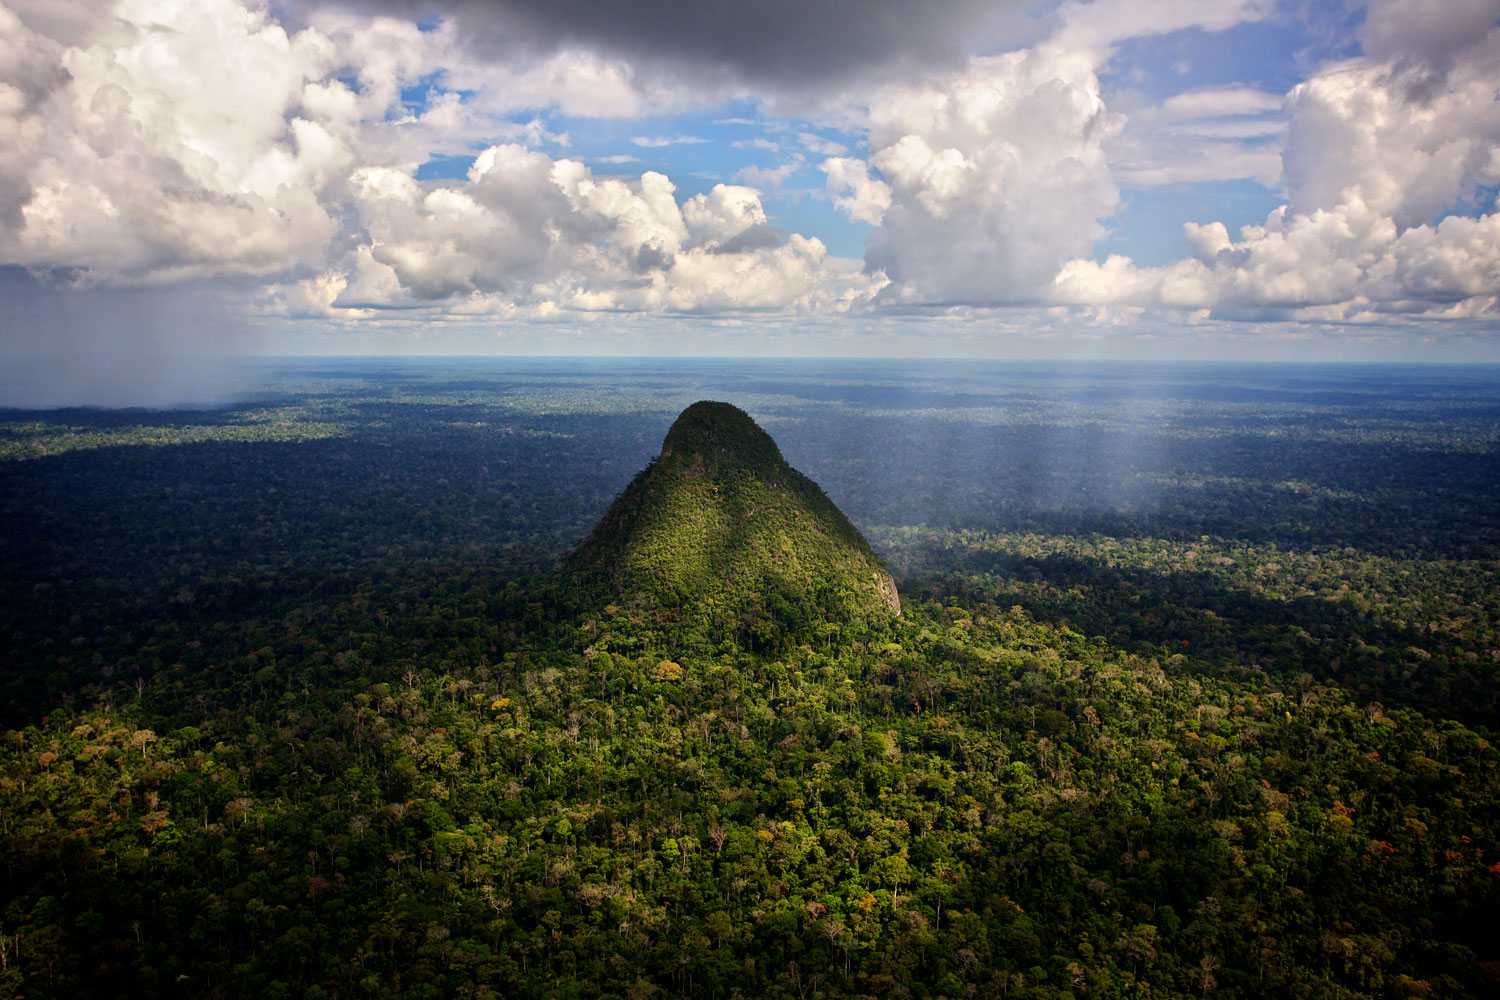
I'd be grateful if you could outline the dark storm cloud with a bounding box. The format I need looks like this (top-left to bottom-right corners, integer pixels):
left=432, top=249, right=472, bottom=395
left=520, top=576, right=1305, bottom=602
left=316, top=0, right=1027, bottom=89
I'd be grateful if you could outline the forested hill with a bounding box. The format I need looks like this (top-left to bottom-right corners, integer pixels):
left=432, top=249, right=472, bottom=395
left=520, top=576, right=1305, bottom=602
left=567, top=400, right=900, bottom=646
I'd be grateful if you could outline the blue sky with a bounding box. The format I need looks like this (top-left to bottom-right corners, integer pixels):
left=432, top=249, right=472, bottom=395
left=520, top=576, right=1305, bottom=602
left=1, top=0, right=1499, bottom=402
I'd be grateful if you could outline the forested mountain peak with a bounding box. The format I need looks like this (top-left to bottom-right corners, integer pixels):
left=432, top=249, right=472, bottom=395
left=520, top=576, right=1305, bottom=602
left=568, top=401, right=899, bottom=644
left=658, top=399, right=786, bottom=472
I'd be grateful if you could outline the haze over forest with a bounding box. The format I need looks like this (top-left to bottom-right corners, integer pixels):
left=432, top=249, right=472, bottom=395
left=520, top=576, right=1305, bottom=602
left=3, top=0, right=1500, bottom=405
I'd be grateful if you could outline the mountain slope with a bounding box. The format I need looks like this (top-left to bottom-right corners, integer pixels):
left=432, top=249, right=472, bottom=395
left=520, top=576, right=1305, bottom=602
left=568, top=401, right=899, bottom=634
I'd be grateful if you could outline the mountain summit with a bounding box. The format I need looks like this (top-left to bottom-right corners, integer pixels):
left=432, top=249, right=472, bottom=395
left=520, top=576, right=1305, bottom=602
left=569, top=401, right=899, bottom=642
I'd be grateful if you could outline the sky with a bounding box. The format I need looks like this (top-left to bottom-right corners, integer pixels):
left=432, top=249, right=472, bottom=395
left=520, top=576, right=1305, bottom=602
left=2, top=0, right=1500, bottom=402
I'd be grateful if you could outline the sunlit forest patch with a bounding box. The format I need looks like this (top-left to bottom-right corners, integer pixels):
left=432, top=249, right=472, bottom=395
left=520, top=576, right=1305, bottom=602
left=0, top=411, right=351, bottom=461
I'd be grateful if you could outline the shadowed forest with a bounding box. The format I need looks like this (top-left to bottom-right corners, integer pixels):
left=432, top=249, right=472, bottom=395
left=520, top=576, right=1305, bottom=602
left=2, top=358, right=1497, bottom=999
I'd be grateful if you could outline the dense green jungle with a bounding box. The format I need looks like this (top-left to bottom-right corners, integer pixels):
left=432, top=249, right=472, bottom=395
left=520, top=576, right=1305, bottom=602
left=1, top=358, right=1498, bottom=1000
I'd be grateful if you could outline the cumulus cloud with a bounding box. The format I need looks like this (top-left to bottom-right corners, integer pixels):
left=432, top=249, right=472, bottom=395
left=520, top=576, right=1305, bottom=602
left=848, top=45, right=1121, bottom=305
left=809, top=0, right=1279, bottom=306
left=1051, top=3, right=1500, bottom=320
left=2, top=0, right=349, bottom=283
left=309, top=11, right=665, bottom=123
left=460, top=48, right=668, bottom=119
left=821, top=157, right=893, bottom=226
left=339, top=145, right=878, bottom=314
left=5, top=0, right=1498, bottom=346
left=1358, top=0, right=1500, bottom=70
left=1282, top=23, right=1500, bottom=225
left=806, top=0, right=1497, bottom=322
left=0, top=0, right=731, bottom=297
left=0, top=0, right=873, bottom=318
left=0, top=4, right=67, bottom=230
left=1053, top=195, right=1500, bottom=319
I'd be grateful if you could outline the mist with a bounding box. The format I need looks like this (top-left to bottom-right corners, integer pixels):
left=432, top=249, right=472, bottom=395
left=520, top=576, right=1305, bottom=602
left=0, top=268, right=259, bottom=409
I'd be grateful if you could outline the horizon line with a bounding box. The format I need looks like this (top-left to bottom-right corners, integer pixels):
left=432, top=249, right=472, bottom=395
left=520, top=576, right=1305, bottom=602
left=232, top=354, right=1500, bottom=366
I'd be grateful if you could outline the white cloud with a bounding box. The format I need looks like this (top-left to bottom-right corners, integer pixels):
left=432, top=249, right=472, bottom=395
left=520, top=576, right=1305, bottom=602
left=1282, top=43, right=1500, bottom=226
left=1165, top=119, right=1283, bottom=140
left=797, top=131, right=847, bottom=156
left=734, top=155, right=805, bottom=190
left=1, top=0, right=351, bottom=284
left=1109, top=86, right=1285, bottom=187
left=4, top=0, right=1497, bottom=346
left=1055, top=197, right=1391, bottom=310
left=630, top=134, right=709, bottom=147
left=1153, top=86, right=1283, bottom=122
left=1054, top=0, right=1273, bottom=55
left=809, top=3, right=1278, bottom=307
left=800, top=2, right=1283, bottom=300
left=1053, top=194, right=1500, bottom=319
left=852, top=45, right=1121, bottom=304
left=0, top=3, right=66, bottom=230
left=821, top=157, right=892, bottom=226
left=1114, top=139, right=1283, bottom=187
left=680, top=183, right=767, bottom=246
left=1049, top=2, right=1500, bottom=321
left=0, top=0, right=870, bottom=317
left=315, top=9, right=680, bottom=122
left=461, top=49, right=665, bottom=119
left=4, top=0, right=108, bottom=47
left=338, top=145, right=877, bottom=315
left=663, top=234, right=845, bottom=312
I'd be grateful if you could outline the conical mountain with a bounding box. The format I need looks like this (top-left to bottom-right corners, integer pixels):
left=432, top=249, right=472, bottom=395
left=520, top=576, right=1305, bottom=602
left=568, top=401, right=899, bottom=638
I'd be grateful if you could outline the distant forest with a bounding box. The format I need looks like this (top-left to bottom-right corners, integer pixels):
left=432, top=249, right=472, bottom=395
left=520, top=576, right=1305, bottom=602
left=2, top=359, right=1497, bottom=999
